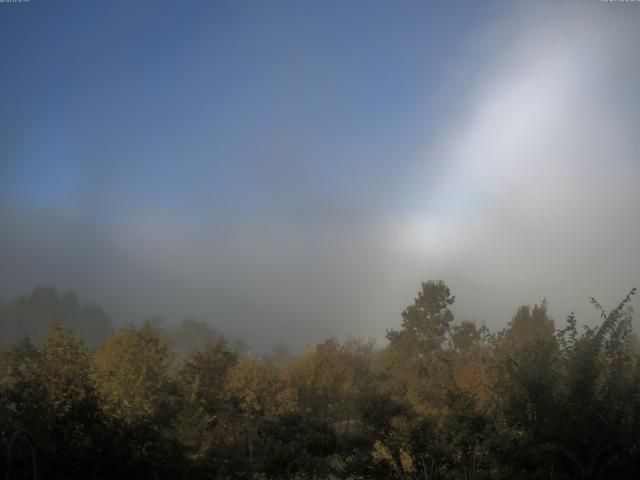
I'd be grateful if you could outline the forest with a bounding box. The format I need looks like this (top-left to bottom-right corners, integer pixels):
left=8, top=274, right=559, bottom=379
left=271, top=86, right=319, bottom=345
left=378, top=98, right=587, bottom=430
left=0, top=281, right=638, bottom=479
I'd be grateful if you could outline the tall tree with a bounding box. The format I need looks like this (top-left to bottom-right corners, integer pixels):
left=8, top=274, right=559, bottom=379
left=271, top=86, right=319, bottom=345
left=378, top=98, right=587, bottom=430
left=91, top=322, right=183, bottom=479
left=223, top=358, right=297, bottom=477
left=387, top=280, right=456, bottom=357
left=38, top=323, right=100, bottom=477
left=383, top=280, right=456, bottom=413
left=176, top=338, right=237, bottom=463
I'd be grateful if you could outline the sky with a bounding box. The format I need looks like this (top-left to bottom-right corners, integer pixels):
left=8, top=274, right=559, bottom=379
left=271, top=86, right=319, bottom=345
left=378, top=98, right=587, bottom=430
left=1, top=0, right=639, bottom=349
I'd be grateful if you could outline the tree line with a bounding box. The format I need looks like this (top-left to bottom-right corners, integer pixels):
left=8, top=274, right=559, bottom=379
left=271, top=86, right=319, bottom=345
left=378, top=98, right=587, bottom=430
left=1, top=281, right=639, bottom=479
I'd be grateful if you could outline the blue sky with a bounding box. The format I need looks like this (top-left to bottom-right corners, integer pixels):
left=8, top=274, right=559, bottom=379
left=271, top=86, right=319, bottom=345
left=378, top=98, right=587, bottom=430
left=1, top=1, right=639, bottom=348
left=1, top=0, right=498, bottom=218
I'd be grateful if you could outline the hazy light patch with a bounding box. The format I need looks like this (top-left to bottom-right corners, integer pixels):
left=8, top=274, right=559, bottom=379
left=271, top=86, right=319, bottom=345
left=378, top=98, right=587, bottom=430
left=394, top=2, right=640, bottom=328
left=426, top=39, right=581, bottom=223
left=395, top=215, right=463, bottom=259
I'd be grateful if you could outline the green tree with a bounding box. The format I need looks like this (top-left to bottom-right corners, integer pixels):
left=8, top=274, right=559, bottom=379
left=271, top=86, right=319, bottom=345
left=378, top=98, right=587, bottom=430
left=91, top=322, right=183, bottom=479
left=223, top=358, right=297, bottom=477
left=39, top=323, right=101, bottom=478
left=176, top=338, right=237, bottom=465
left=0, top=337, right=45, bottom=438
left=387, top=280, right=455, bottom=357
left=0, top=325, right=103, bottom=479
left=92, top=322, right=175, bottom=424
left=383, top=280, right=455, bottom=415
left=555, top=289, right=640, bottom=479
left=292, top=338, right=357, bottom=427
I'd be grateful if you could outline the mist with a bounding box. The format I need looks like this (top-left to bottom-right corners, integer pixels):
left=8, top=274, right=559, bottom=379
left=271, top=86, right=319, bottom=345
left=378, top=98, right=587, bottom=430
left=1, top=0, right=639, bottom=350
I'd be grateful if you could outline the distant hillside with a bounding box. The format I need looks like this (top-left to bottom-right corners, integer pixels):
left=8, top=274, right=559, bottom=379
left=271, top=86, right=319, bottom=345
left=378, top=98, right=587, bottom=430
left=0, top=286, right=111, bottom=347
